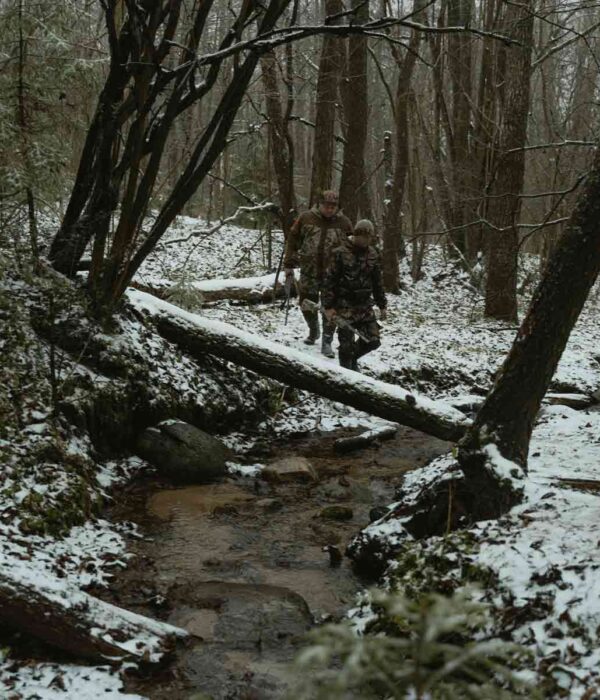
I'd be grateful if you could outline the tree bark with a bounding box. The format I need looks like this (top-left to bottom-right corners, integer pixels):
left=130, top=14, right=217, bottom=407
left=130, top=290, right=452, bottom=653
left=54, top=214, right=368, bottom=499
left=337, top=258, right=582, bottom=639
left=310, top=0, right=344, bottom=206
left=381, top=2, right=422, bottom=292
left=339, top=0, right=372, bottom=221
left=484, top=0, right=534, bottom=321
left=128, top=289, right=470, bottom=443
left=261, top=50, right=297, bottom=236
left=0, top=567, right=188, bottom=663
left=447, top=0, right=474, bottom=258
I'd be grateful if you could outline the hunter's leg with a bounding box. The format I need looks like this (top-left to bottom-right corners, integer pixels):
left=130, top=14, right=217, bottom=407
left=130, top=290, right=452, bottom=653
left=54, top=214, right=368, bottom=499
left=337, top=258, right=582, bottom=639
left=299, top=274, right=320, bottom=345
left=338, top=326, right=355, bottom=369
left=353, top=319, right=381, bottom=370
left=319, top=287, right=336, bottom=358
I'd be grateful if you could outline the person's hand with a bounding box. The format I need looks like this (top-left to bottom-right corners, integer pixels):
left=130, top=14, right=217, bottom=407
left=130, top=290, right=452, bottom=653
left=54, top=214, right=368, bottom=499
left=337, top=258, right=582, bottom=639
left=284, top=268, right=294, bottom=278
left=379, top=308, right=388, bottom=321
left=324, top=308, right=337, bottom=322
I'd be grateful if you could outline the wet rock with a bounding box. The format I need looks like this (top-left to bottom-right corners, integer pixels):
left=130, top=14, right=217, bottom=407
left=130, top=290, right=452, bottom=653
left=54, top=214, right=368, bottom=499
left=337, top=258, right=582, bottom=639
left=261, top=456, right=317, bottom=483
left=319, top=505, right=353, bottom=521
left=136, top=420, right=229, bottom=484
left=319, top=483, right=350, bottom=501
left=168, top=581, right=312, bottom=649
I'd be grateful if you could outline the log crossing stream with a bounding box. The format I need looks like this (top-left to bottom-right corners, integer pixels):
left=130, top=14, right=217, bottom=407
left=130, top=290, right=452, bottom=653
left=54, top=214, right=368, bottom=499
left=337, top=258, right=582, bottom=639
left=107, top=425, right=450, bottom=699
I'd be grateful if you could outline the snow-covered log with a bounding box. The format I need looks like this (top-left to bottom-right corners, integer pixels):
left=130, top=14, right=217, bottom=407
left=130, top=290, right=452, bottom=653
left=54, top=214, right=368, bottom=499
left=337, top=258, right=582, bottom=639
left=128, top=290, right=470, bottom=442
left=133, top=271, right=295, bottom=305
left=0, top=562, right=188, bottom=664
left=333, top=425, right=398, bottom=453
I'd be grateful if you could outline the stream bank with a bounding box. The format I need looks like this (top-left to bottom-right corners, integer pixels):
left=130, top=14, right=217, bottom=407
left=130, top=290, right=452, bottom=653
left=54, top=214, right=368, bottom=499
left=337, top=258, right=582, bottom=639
left=104, top=424, right=450, bottom=699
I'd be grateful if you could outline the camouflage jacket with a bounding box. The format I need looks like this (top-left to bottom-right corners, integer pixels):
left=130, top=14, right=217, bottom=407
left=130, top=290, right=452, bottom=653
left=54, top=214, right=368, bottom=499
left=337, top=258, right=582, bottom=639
left=284, top=206, right=353, bottom=283
left=322, top=243, right=387, bottom=312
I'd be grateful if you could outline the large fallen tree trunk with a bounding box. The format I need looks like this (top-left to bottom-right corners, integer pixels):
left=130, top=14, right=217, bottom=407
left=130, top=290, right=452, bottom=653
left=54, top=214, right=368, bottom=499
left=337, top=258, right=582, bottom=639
left=127, top=290, right=470, bottom=442
left=132, top=271, right=295, bottom=305
left=0, top=562, right=188, bottom=663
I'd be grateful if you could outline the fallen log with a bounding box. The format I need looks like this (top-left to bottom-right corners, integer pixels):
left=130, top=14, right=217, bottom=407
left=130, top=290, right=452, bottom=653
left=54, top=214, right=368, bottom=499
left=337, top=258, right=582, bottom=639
left=128, top=290, right=470, bottom=442
left=333, top=425, right=398, bottom=453
left=133, top=271, right=296, bottom=305
left=0, top=561, right=188, bottom=664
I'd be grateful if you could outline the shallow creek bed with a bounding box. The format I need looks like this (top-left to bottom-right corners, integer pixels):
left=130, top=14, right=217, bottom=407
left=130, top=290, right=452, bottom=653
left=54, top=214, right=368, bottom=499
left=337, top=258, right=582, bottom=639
left=99, top=424, right=450, bottom=699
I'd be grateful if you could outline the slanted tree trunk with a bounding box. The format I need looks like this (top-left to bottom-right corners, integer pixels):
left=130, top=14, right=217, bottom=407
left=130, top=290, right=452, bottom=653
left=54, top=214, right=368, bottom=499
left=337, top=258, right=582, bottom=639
left=129, top=289, right=469, bottom=442
left=484, top=0, right=534, bottom=321
left=352, top=140, right=600, bottom=560
left=310, top=0, right=344, bottom=206
left=339, top=0, right=372, bottom=221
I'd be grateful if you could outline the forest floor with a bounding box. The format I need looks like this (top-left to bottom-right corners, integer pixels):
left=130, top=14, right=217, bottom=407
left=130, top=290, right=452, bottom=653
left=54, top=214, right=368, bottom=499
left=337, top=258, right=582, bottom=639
left=2, top=216, right=600, bottom=698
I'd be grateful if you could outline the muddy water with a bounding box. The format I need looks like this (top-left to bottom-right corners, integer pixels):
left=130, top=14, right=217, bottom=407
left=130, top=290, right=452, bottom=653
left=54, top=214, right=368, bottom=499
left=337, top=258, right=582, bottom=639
left=109, top=425, right=449, bottom=700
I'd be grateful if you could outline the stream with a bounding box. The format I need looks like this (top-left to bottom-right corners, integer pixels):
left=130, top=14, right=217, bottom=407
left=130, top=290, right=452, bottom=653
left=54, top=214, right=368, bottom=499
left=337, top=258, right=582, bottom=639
left=106, top=424, right=450, bottom=699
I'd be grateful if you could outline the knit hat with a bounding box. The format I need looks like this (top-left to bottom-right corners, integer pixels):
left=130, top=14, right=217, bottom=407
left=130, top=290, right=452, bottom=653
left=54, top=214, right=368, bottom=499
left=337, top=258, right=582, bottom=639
left=354, top=219, right=374, bottom=235
left=319, top=190, right=339, bottom=205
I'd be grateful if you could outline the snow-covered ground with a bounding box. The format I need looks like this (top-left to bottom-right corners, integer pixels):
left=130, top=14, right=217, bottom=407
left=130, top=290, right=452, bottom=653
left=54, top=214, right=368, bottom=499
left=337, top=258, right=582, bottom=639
left=2, top=215, right=600, bottom=698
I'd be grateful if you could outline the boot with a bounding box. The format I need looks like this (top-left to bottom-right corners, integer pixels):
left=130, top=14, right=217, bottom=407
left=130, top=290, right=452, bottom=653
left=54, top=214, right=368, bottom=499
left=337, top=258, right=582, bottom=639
left=321, top=314, right=336, bottom=358
left=302, top=310, right=320, bottom=345
left=339, top=349, right=354, bottom=369
left=321, top=333, right=335, bottom=358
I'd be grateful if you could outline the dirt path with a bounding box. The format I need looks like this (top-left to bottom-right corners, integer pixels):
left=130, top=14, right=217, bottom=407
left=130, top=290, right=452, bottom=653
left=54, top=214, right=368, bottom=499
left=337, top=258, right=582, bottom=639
left=106, top=425, right=450, bottom=699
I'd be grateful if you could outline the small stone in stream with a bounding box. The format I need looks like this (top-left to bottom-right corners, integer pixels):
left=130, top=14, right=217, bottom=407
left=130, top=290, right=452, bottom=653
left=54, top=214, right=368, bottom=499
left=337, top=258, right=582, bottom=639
left=255, top=498, right=283, bottom=512
left=323, top=544, right=343, bottom=568
left=261, top=456, right=317, bottom=483
left=136, top=420, right=229, bottom=484
left=405, top=394, right=417, bottom=407
left=369, top=506, right=389, bottom=522
left=319, top=505, right=353, bottom=521
left=320, top=483, right=350, bottom=501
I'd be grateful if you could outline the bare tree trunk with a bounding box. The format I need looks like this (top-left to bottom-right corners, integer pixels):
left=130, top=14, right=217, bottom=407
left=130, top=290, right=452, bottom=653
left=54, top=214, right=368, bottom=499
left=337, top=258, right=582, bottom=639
left=310, top=0, right=344, bottom=206
left=484, top=0, right=534, bottom=321
left=381, top=4, right=422, bottom=292
left=261, top=50, right=297, bottom=236
left=447, top=0, right=474, bottom=258
left=16, top=0, right=39, bottom=262
left=339, top=0, right=372, bottom=221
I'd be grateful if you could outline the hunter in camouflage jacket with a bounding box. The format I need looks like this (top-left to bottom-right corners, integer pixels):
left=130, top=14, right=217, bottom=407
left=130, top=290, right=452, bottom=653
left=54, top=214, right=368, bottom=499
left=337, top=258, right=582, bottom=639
left=322, top=231, right=387, bottom=370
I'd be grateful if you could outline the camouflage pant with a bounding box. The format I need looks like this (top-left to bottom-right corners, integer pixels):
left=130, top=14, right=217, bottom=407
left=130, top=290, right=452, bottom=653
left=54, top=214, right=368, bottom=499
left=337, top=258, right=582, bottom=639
left=298, top=272, right=336, bottom=339
left=336, top=307, right=381, bottom=369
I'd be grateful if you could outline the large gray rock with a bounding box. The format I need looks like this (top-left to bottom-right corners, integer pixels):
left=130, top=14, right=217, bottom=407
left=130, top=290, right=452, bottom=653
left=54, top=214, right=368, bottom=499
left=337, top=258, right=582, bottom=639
left=137, top=420, right=229, bottom=483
